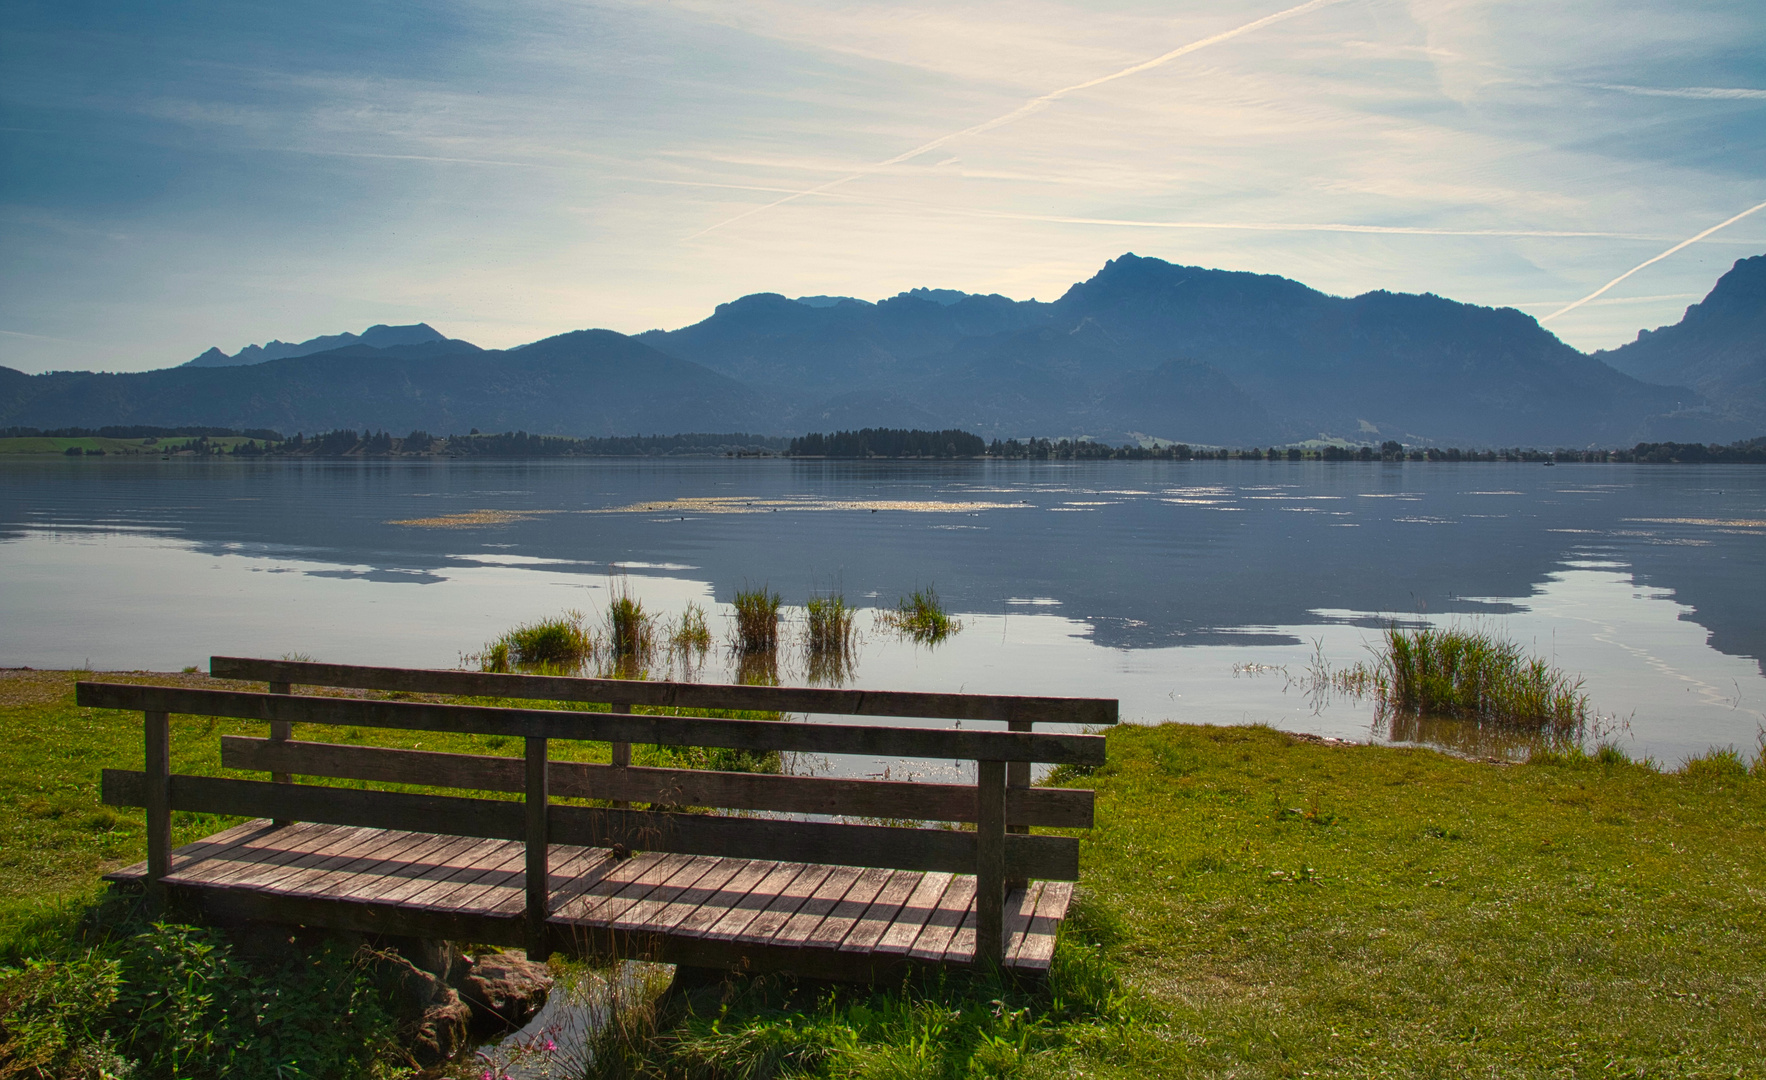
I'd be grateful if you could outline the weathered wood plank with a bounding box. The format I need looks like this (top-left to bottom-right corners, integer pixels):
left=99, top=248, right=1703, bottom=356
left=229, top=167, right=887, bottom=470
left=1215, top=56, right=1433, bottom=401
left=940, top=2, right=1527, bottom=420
left=103, top=818, right=283, bottom=883
left=805, top=865, right=893, bottom=950
left=669, top=860, right=782, bottom=939
left=738, top=864, right=833, bottom=944
left=177, top=823, right=371, bottom=892
left=220, top=737, right=1095, bottom=827
left=774, top=864, right=863, bottom=947
left=1011, top=881, right=1073, bottom=971
left=1001, top=882, right=1047, bottom=966
left=941, top=900, right=979, bottom=965
left=609, top=855, right=722, bottom=933
left=79, top=683, right=1105, bottom=765
left=209, top=657, right=1119, bottom=727
left=907, top=875, right=976, bottom=961
left=547, top=802, right=1080, bottom=880
left=104, top=769, right=1083, bottom=881
left=556, top=852, right=685, bottom=928
left=702, top=862, right=813, bottom=942
left=873, top=872, right=953, bottom=955
left=261, top=829, right=449, bottom=901
left=838, top=869, right=923, bottom=954
left=639, top=858, right=747, bottom=935
left=436, top=844, right=532, bottom=915
left=338, top=834, right=494, bottom=906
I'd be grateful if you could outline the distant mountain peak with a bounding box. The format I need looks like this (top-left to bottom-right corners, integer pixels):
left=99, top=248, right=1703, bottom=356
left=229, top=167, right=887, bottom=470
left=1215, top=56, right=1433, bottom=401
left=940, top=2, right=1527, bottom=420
left=896, top=288, right=970, bottom=307
left=794, top=295, right=871, bottom=309
left=181, top=322, right=453, bottom=368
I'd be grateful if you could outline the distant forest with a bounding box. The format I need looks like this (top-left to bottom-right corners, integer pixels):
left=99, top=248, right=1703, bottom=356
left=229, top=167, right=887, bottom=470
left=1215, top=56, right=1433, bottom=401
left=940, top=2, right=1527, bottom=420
left=9, top=424, right=1763, bottom=463
left=787, top=429, right=986, bottom=457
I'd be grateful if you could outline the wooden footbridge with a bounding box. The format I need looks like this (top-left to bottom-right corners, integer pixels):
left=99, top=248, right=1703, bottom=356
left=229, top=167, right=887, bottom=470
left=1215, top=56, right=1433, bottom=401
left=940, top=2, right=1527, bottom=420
left=83, top=658, right=1113, bottom=979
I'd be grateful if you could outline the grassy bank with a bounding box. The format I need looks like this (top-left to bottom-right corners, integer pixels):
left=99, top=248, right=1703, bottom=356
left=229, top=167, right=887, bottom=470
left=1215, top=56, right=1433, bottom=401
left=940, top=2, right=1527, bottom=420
left=3, top=670, right=1764, bottom=1077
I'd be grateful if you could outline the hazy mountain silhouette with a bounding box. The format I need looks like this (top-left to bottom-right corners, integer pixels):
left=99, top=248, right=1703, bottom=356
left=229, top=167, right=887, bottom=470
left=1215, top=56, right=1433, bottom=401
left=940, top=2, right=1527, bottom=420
left=1598, top=256, right=1766, bottom=430
left=641, top=254, right=1698, bottom=445
left=3, top=332, right=772, bottom=435
left=4, top=254, right=1758, bottom=444
left=182, top=323, right=456, bottom=367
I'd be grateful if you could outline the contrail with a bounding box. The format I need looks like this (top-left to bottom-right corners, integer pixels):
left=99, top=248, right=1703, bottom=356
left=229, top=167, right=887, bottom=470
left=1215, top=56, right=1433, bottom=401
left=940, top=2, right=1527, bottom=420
left=1541, top=198, right=1766, bottom=323
left=685, top=0, right=1347, bottom=240
left=919, top=205, right=1649, bottom=239
left=1592, top=83, right=1766, bottom=101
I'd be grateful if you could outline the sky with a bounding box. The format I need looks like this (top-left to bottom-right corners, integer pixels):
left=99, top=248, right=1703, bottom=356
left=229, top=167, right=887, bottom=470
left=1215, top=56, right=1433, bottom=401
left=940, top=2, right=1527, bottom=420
left=2, top=0, right=1763, bottom=373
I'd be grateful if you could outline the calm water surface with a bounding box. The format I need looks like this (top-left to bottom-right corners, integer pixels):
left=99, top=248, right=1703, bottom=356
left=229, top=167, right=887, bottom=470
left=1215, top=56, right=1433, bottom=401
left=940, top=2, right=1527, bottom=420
left=3, top=458, right=1763, bottom=767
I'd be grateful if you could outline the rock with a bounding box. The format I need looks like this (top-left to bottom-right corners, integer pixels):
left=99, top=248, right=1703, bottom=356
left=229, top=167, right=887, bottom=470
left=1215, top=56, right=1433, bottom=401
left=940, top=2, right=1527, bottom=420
left=455, top=951, right=554, bottom=1032
left=376, top=951, right=473, bottom=1065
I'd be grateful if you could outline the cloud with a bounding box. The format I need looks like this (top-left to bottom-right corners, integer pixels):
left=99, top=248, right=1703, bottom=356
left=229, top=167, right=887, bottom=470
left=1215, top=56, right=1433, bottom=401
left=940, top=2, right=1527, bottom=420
left=685, top=0, right=1349, bottom=239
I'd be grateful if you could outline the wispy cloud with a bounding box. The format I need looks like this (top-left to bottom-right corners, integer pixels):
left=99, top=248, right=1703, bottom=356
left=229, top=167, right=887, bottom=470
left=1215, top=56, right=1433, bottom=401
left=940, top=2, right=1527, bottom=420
left=685, top=0, right=1348, bottom=239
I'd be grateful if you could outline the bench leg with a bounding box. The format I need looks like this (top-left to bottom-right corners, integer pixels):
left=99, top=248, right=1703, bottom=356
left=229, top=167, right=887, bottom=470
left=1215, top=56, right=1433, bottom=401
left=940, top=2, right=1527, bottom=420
left=525, top=736, right=552, bottom=961
left=976, top=759, right=1006, bottom=970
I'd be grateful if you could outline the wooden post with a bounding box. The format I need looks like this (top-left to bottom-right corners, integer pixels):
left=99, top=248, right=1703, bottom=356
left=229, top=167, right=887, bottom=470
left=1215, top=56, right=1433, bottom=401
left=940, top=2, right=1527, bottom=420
left=1006, top=719, right=1031, bottom=891
left=975, top=758, right=1007, bottom=970
left=610, top=701, right=632, bottom=809
left=525, top=735, right=551, bottom=960
left=269, top=681, right=293, bottom=827
left=144, top=711, right=171, bottom=904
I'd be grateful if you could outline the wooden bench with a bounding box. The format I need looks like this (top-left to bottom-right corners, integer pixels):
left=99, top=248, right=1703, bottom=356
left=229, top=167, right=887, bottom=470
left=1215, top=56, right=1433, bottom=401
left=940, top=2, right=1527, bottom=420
left=83, top=657, right=1113, bottom=979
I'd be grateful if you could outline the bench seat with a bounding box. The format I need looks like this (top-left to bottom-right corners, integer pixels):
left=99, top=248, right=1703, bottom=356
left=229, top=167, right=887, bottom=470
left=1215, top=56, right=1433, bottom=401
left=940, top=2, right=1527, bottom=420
left=106, top=819, right=1071, bottom=977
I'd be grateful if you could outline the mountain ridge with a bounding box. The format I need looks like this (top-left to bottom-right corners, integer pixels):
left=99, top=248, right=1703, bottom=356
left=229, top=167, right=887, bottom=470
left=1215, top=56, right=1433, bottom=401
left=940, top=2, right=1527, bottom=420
left=4, top=254, right=1759, bottom=444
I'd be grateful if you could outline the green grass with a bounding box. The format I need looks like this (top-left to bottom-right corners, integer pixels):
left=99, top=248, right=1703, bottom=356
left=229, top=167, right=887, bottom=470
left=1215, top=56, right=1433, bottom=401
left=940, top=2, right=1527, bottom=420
left=5, top=671, right=1766, bottom=1077
left=1355, top=626, right=1589, bottom=733
left=876, top=586, right=960, bottom=645
left=613, top=725, right=1766, bottom=1080
left=732, top=585, right=783, bottom=654
left=478, top=610, right=597, bottom=673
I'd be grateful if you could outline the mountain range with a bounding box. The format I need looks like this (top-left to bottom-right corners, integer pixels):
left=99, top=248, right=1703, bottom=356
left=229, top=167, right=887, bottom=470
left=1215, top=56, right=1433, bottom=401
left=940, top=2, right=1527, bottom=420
left=181, top=323, right=457, bottom=367
left=3, top=253, right=1762, bottom=446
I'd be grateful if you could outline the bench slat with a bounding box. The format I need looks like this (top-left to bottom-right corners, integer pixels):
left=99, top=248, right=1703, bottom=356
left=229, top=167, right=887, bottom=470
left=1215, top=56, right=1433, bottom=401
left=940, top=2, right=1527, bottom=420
left=210, top=657, right=1119, bottom=727
left=101, top=770, right=1082, bottom=880
left=219, top=736, right=1095, bottom=828
left=79, top=683, right=1104, bottom=765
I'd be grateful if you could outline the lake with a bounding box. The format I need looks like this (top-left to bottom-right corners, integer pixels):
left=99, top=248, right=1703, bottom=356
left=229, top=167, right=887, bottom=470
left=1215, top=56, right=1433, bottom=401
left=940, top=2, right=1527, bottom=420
left=2, top=457, right=1763, bottom=768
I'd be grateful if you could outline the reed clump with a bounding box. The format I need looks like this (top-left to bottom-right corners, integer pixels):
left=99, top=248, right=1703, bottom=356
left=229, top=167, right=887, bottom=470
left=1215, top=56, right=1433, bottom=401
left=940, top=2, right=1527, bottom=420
left=732, top=585, right=783, bottom=653
left=877, top=585, right=960, bottom=644
left=1360, top=626, right=1588, bottom=731
left=480, top=610, right=596, bottom=673
left=804, top=593, right=857, bottom=654
left=669, top=601, right=713, bottom=653
left=605, top=585, right=656, bottom=660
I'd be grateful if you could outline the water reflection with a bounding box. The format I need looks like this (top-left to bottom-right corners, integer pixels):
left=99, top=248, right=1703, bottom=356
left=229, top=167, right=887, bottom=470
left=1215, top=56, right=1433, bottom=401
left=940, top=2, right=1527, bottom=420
left=2, top=458, right=1762, bottom=764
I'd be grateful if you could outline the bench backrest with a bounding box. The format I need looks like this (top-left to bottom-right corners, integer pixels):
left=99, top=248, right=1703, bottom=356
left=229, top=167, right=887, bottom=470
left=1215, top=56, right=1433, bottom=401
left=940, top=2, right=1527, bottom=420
left=84, top=657, right=1114, bottom=964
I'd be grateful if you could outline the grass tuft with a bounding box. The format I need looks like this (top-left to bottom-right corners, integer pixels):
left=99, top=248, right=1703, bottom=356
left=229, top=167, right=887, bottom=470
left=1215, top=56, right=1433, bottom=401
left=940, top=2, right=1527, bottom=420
left=805, top=593, right=857, bottom=654
left=876, top=585, right=960, bottom=644
left=1356, top=625, right=1588, bottom=732
left=669, top=601, right=713, bottom=654
left=732, top=585, right=783, bottom=653
left=605, top=583, right=656, bottom=661
left=478, top=610, right=596, bottom=673
left=804, top=592, right=858, bottom=685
